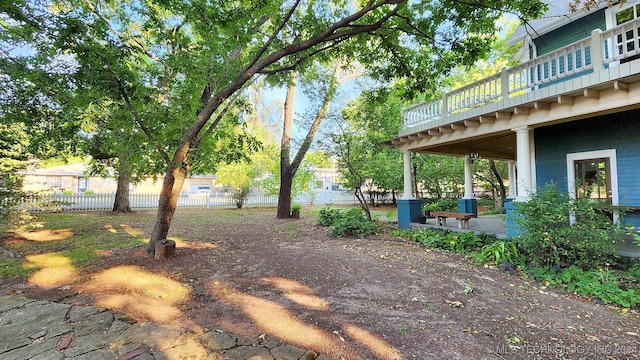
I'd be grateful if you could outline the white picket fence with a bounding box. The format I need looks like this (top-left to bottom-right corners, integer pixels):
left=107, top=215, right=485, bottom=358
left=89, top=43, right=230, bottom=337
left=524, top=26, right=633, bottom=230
left=20, top=191, right=359, bottom=212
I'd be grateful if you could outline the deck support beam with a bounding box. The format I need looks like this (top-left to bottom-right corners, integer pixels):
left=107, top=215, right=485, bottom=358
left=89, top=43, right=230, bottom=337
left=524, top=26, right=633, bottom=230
left=402, top=150, right=413, bottom=199
left=514, top=126, right=533, bottom=200
left=464, top=154, right=474, bottom=199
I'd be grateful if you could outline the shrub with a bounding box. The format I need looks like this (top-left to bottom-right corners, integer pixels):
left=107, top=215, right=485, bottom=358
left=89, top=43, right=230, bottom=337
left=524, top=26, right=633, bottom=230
left=317, top=206, right=343, bottom=226
left=528, top=266, right=640, bottom=308
left=436, top=198, right=458, bottom=212
left=412, top=228, right=451, bottom=249
left=473, top=240, right=522, bottom=266
left=513, top=183, right=622, bottom=269
left=422, top=198, right=459, bottom=213
left=477, top=198, right=495, bottom=208
left=447, top=232, right=483, bottom=253
left=402, top=228, right=483, bottom=254
left=317, top=206, right=378, bottom=237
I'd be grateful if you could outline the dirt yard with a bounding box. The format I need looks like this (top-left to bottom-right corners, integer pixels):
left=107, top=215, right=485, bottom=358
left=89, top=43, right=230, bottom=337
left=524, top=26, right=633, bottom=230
left=2, top=207, right=639, bottom=359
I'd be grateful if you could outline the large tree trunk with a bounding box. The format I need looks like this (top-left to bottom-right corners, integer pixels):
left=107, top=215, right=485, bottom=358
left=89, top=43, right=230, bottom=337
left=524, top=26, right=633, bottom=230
left=112, top=171, right=131, bottom=213
left=276, top=72, right=297, bottom=219
left=277, top=169, right=294, bottom=218
left=276, top=62, right=343, bottom=219
left=146, top=159, right=190, bottom=254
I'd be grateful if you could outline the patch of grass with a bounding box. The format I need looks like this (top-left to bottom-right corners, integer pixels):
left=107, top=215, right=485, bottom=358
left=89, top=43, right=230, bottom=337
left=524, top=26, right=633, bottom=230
left=0, top=258, right=34, bottom=278
left=1, top=212, right=148, bottom=281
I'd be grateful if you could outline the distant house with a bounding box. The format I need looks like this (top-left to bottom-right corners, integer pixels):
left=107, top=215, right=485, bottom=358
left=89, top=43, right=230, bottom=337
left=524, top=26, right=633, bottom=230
left=389, top=0, right=640, bottom=238
left=22, top=163, right=218, bottom=195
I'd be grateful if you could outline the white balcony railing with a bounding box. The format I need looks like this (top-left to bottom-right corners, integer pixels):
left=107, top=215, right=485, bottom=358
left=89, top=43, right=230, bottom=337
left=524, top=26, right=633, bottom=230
left=403, top=18, right=640, bottom=130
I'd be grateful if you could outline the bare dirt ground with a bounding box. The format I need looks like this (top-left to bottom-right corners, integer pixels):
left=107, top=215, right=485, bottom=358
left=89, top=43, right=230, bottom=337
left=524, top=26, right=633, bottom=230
left=2, top=206, right=640, bottom=359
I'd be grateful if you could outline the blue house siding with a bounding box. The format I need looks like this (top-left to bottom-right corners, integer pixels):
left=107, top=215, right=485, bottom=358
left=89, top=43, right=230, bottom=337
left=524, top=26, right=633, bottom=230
left=533, top=9, right=606, bottom=57
left=534, top=108, right=640, bottom=228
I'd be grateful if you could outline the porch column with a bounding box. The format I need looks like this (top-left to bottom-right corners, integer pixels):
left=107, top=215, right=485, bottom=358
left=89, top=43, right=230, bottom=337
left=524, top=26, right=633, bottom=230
left=402, top=150, right=413, bottom=199
left=514, top=126, right=532, bottom=200
left=458, top=154, right=478, bottom=216
left=398, top=150, right=421, bottom=229
left=508, top=160, right=517, bottom=198
left=464, top=154, right=473, bottom=199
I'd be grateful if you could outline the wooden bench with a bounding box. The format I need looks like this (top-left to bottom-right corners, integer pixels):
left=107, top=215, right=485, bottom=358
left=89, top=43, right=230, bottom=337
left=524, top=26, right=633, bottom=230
left=430, top=211, right=476, bottom=229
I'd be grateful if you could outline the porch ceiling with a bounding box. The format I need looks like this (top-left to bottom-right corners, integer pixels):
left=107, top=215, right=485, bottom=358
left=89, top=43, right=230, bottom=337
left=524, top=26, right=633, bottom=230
left=410, top=132, right=516, bottom=160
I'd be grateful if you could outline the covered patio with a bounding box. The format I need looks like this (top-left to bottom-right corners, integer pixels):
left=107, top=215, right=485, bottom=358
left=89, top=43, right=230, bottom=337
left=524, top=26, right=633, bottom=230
left=412, top=213, right=507, bottom=239
left=389, top=19, right=640, bottom=237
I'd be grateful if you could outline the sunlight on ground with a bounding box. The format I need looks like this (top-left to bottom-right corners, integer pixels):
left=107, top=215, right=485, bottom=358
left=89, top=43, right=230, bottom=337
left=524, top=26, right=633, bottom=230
left=169, top=238, right=218, bottom=250
left=26, top=253, right=78, bottom=289
left=119, top=224, right=144, bottom=237
left=209, top=279, right=402, bottom=359
left=263, top=277, right=330, bottom=311
left=80, top=265, right=190, bottom=324
left=342, top=324, right=401, bottom=360
left=208, top=281, right=352, bottom=356
left=104, top=224, right=117, bottom=234
left=18, top=229, right=74, bottom=241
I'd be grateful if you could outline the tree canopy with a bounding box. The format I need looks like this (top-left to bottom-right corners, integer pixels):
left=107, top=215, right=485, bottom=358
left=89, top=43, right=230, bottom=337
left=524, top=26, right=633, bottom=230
left=1, top=0, right=548, bottom=254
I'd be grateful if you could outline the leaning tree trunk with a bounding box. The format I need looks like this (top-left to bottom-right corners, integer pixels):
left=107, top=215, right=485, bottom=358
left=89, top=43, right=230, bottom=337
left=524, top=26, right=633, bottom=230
left=147, top=161, right=190, bottom=254
left=112, top=171, right=132, bottom=213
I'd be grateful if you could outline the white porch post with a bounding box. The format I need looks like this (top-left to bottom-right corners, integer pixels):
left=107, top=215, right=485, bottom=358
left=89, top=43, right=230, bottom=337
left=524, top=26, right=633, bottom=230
left=508, top=160, right=517, bottom=198
left=464, top=154, right=474, bottom=199
left=402, top=150, right=413, bottom=199
left=514, top=126, right=532, bottom=200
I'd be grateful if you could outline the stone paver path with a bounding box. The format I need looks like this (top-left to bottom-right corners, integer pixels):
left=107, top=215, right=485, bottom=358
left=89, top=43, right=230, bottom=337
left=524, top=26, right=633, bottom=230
left=0, top=295, right=334, bottom=360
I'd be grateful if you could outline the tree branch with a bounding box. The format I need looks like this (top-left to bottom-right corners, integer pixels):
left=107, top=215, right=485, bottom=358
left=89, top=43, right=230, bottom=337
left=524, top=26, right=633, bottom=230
left=112, top=75, right=171, bottom=164
left=289, top=59, right=342, bottom=174
left=200, top=90, right=243, bottom=141
left=257, top=39, right=345, bottom=75
left=243, top=0, right=302, bottom=73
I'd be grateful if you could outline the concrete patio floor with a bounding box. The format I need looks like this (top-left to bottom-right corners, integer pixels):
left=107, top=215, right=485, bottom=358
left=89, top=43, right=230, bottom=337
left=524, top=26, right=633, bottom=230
left=411, top=214, right=507, bottom=238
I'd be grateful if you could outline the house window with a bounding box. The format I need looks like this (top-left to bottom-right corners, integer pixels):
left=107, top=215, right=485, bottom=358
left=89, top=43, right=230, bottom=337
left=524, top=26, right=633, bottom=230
left=604, top=3, right=640, bottom=57
left=567, top=149, right=619, bottom=222
left=78, top=177, right=87, bottom=192
left=574, top=158, right=611, bottom=203
left=615, top=5, right=640, bottom=26
left=46, top=176, right=62, bottom=187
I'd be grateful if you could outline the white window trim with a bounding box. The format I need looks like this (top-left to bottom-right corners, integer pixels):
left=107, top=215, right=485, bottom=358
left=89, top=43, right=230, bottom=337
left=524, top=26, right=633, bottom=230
left=566, top=149, right=619, bottom=222
left=605, top=0, right=640, bottom=29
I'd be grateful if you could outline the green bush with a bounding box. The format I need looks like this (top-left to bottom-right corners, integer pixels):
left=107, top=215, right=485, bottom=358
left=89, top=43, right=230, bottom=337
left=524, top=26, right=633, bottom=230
left=447, top=232, right=482, bottom=253
left=513, top=183, right=622, bottom=269
left=317, top=206, right=343, bottom=226
left=477, top=198, right=495, bottom=207
left=473, top=240, right=522, bottom=266
left=528, top=266, right=640, bottom=308
left=412, top=228, right=451, bottom=249
left=422, top=198, right=459, bottom=213
left=317, top=206, right=378, bottom=237
left=400, top=228, right=483, bottom=254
